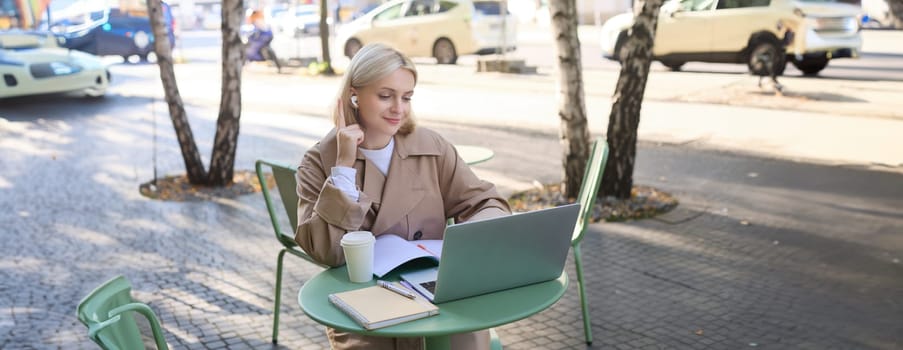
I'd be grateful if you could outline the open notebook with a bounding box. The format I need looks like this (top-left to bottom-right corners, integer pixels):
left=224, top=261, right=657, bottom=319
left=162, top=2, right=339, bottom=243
left=373, top=234, right=442, bottom=277
left=328, top=282, right=439, bottom=330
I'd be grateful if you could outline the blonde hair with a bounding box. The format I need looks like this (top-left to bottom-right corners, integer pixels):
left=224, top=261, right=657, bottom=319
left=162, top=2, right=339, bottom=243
left=334, top=43, right=418, bottom=135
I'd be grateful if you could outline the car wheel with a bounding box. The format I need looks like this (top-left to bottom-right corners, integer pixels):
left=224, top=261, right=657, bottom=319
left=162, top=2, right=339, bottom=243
left=791, top=56, right=829, bottom=76
left=344, top=39, right=362, bottom=59
left=433, top=38, right=457, bottom=65
left=661, top=61, right=684, bottom=71
left=746, top=37, right=785, bottom=77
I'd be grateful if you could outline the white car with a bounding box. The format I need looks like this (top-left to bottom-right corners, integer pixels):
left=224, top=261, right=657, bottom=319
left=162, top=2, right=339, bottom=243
left=337, top=0, right=517, bottom=64
left=1, top=30, right=110, bottom=99
left=273, top=4, right=330, bottom=36
left=600, top=0, right=863, bottom=75
left=861, top=0, right=895, bottom=28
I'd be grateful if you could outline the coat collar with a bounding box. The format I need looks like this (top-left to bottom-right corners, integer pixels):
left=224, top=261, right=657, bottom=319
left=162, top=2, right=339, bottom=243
left=394, top=127, right=443, bottom=159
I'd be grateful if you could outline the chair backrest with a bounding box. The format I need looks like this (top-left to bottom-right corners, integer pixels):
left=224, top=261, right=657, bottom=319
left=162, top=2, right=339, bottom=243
left=572, top=137, right=609, bottom=244
left=256, top=159, right=305, bottom=248
left=76, top=275, right=168, bottom=350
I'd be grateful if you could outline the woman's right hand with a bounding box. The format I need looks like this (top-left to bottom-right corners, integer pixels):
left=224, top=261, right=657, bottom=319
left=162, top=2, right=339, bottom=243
left=335, top=98, right=364, bottom=167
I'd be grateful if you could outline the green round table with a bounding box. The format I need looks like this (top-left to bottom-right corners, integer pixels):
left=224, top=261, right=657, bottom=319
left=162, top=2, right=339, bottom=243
left=455, top=145, right=495, bottom=165
left=298, top=266, right=568, bottom=349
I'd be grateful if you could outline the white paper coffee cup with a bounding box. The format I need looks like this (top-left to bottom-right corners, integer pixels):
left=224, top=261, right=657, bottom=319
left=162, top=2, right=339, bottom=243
left=341, top=231, right=375, bottom=283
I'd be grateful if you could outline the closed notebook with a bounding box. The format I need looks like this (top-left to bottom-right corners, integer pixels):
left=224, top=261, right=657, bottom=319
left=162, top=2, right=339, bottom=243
left=328, top=283, right=439, bottom=330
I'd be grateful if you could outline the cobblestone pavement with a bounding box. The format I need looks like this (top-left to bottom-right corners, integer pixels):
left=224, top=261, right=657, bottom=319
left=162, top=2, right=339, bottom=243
left=2, top=96, right=902, bottom=349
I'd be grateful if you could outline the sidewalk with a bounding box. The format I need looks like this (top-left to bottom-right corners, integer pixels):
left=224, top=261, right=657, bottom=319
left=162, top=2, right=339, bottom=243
left=236, top=24, right=900, bottom=171
left=172, top=27, right=903, bottom=170
left=362, top=63, right=903, bottom=170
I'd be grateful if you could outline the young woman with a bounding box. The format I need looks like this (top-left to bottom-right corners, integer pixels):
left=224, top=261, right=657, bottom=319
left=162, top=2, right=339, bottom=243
left=294, top=43, right=510, bottom=349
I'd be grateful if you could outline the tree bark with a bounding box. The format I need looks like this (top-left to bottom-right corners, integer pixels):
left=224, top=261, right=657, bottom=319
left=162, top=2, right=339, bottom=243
left=207, top=0, right=244, bottom=186
left=318, top=0, right=335, bottom=75
left=548, top=0, right=591, bottom=199
left=599, top=0, right=663, bottom=199
left=146, top=0, right=207, bottom=183
left=889, top=0, right=903, bottom=28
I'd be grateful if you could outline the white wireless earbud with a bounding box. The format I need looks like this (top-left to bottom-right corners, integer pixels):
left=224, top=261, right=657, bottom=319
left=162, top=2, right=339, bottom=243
left=350, top=95, right=358, bottom=108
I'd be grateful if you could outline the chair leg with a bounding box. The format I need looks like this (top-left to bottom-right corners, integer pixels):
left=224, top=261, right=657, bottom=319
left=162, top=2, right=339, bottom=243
left=489, top=328, right=503, bottom=350
left=273, top=249, right=288, bottom=344
left=573, top=245, right=592, bottom=345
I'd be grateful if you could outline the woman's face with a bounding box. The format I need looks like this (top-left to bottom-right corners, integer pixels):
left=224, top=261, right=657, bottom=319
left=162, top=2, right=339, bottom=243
left=352, top=68, right=415, bottom=148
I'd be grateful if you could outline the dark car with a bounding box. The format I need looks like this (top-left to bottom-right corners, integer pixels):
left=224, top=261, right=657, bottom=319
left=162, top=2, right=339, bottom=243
left=52, top=2, right=176, bottom=62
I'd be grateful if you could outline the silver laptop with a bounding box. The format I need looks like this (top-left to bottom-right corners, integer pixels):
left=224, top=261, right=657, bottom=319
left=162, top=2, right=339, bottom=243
left=400, top=204, right=579, bottom=303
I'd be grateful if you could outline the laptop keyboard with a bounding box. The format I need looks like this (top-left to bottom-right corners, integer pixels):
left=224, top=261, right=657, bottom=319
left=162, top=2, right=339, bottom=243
left=420, top=281, right=437, bottom=294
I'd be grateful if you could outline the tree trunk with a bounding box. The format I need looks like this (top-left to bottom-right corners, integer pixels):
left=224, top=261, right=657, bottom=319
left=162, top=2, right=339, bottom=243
left=146, top=0, right=207, bottom=184
left=889, top=0, right=903, bottom=28
left=599, top=0, right=663, bottom=199
left=548, top=0, right=591, bottom=199
left=207, top=0, right=244, bottom=186
left=318, top=0, right=335, bottom=75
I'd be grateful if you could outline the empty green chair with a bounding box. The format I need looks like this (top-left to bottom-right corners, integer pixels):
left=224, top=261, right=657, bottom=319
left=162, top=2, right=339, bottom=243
left=76, top=275, right=169, bottom=350
left=572, top=137, right=609, bottom=345
left=256, top=159, right=328, bottom=344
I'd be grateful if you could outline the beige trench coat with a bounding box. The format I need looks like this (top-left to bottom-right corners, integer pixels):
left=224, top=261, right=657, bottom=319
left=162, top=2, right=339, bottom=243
left=295, top=127, right=510, bottom=349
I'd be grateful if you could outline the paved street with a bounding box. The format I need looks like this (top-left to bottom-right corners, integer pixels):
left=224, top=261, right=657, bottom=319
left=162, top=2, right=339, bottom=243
left=2, top=25, right=903, bottom=350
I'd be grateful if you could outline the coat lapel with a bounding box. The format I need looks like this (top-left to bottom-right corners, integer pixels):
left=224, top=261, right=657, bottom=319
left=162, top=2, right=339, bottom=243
left=360, top=156, right=384, bottom=207
left=370, top=146, right=426, bottom=235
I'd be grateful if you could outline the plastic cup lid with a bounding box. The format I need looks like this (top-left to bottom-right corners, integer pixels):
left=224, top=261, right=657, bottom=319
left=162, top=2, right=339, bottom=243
left=341, top=231, right=374, bottom=246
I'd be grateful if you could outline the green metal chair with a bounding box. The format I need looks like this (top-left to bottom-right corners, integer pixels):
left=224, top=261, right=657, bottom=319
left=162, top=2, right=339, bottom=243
left=572, top=137, right=609, bottom=345
left=76, top=275, right=169, bottom=350
left=255, top=159, right=328, bottom=344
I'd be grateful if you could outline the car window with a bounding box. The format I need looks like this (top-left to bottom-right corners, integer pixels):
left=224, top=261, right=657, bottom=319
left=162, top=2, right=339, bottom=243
left=374, top=3, right=404, bottom=21
left=473, top=1, right=510, bottom=15
left=679, top=0, right=716, bottom=11
left=716, top=0, right=770, bottom=9
left=404, top=0, right=434, bottom=16
left=436, top=0, right=458, bottom=12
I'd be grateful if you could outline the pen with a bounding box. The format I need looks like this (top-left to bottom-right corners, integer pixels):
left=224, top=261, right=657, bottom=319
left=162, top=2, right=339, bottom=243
left=417, top=244, right=438, bottom=257
left=377, top=280, right=416, bottom=299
